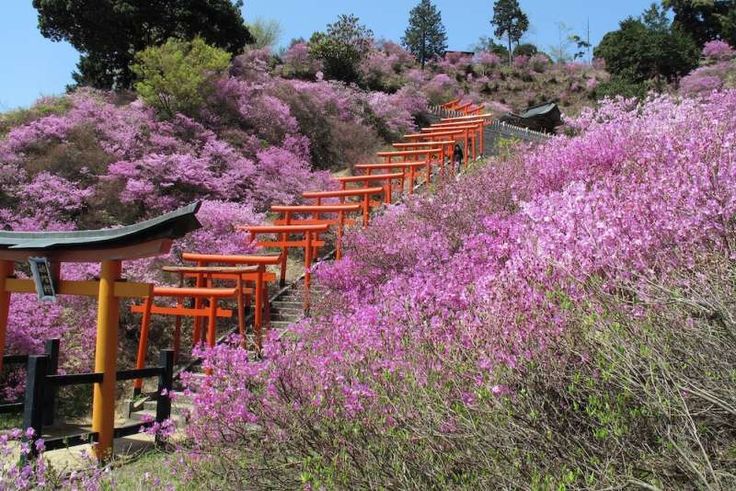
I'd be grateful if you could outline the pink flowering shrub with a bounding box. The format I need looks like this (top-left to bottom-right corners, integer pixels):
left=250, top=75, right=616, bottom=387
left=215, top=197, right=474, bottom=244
left=421, top=74, right=459, bottom=105
left=702, top=39, right=735, bottom=61
left=359, top=42, right=410, bottom=92
left=529, top=53, right=550, bottom=73
left=512, top=55, right=529, bottom=69
left=680, top=41, right=736, bottom=97
left=182, top=90, right=736, bottom=487
left=473, top=52, right=502, bottom=76
left=280, top=42, right=322, bottom=80
left=680, top=73, right=725, bottom=95
left=366, top=92, right=418, bottom=138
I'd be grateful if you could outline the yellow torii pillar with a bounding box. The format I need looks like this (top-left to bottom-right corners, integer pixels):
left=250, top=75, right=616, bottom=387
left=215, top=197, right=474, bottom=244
left=0, top=202, right=202, bottom=461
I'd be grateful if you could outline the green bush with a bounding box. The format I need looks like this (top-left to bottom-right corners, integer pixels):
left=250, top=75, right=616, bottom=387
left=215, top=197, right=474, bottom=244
left=132, top=37, right=231, bottom=118
left=595, top=76, right=648, bottom=100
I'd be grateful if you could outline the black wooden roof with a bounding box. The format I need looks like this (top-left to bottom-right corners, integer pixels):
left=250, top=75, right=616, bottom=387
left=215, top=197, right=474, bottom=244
left=0, top=202, right=201, bottom=251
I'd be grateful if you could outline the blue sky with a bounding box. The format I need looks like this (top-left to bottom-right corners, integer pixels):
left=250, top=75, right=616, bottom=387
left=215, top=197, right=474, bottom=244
left=1, top=0, right=655, bottom=111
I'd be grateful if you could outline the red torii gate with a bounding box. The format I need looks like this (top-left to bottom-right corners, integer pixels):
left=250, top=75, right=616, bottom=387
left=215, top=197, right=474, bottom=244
left=0, top=202, right=201, bottom=461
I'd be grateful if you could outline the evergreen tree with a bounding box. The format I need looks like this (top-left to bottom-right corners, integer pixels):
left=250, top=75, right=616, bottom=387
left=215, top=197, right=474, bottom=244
left=663, top=0, right=736, bottom=46
left=595, top=4, right=699, bottom=84
left=401, top=0, right=448, bottom=69
left=491, top=0, right=529, bottom=63
left=309, top=14, right=374, bottom=83
left=33, top=0, right=252, bottom=90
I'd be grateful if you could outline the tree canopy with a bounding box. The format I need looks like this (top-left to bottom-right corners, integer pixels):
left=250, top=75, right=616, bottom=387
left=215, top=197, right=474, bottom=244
left=401, top=0, right=448, bottom=69
left=309, top=14, right=374, bottom=83
left=595, top=4, right=699, bottom=84
left=247, top=19, right=282, bottom=49
left=491, top=0, right=529, bottom=63
left=663, top=0, right=736, bottom=46
left=33, top=0, right=252, bottom=90
left=132, top=37, right=231, bottom=118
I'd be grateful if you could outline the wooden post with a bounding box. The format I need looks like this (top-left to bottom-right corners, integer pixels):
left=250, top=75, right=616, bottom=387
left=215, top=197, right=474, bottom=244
left=0, top=260, right=13, bottom=371
left=236, top=275, right=246, bottom=345
left=22, top=354, right=48, bottom=460
left=254, top=267, right=263, bottom=348
left=155, top=349, right=174, bottom=447
left=337, top=210, right=345, bottom=260
left=42, top=339, right=60, bottom=426
left=304, top=232, right=313, bottom=312
left=192, top=264, right=205, bottom=347
left=279, top=231, right=288, bottom=287
left=207, top=296, right=217, bottom=348
left=362, top=192, right=370, bottom=227
left=134, top=296, right=153, bottom=395
left=92, top=260, right=121, bottom=462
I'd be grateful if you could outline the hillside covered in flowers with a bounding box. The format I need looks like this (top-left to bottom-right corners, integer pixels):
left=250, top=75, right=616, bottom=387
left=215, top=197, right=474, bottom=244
left=0, top=38, right=606, bottom=375
left=181, top=87, right=736, bottom=488
left=2, top=25, right=736, bottom=488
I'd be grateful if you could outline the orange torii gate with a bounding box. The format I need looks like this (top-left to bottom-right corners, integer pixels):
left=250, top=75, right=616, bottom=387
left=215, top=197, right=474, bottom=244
left=453, top=101, right=475, bottom=113
left=0, top=203, right=201, bottom=461
left=271, top=204, right=362, bottom=260
left=441, top=113, right=494, bottom=123
left=238, top=224, right=330, bottom=309
left=393, top=140, right=455, bottom=159
left=376, top=149, right=443, bottom=185
left=180, top=253, right=281, bottom=345
left=132, top=284, right=236, bottom=391
left=336, top=173, right=403, bottom=205
left=441, top=99, right=484, bottom=115
left=403, top=129, right=474, bottom=165
left=420, top=125, right=483, bottom=158
left=302, top=187, right=385, bottom=227
left=353, top=162, right=429, bottom=195
left=428, top=120, right=487, bottom=155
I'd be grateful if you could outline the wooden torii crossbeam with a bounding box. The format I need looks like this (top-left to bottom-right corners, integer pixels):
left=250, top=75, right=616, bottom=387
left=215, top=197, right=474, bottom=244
left=0, top=202, right=202, bottom=461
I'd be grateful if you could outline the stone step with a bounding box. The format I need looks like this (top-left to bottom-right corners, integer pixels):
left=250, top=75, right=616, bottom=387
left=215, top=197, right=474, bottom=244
left=269, top=309, right=303, bottom=318
left=269, top=320, right=294, bottom=330
left=271, top=302, right=304, bottom=310
left=128, top=408, right=188, bottom=427
left=270, top=317, right=302, bottom=325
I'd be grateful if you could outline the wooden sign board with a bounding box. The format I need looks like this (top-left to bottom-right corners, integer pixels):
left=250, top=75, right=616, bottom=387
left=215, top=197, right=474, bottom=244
left=28, top=257, right=56, bottom=302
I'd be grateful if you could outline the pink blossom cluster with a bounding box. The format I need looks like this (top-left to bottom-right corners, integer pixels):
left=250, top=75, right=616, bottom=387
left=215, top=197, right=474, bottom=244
left=702, top=39, right=736, bottom=61
left=473, top=52, right=502, bottom=75
left=187, top=90, right=736, bottom=458
left=280, top=42, right=323, bottom=79
left=680, top=41, right=736, bottom=97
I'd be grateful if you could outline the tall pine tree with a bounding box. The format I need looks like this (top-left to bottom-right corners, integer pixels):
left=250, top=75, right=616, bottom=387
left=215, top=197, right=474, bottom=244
left=491, top=0, right=529, bottom=64
left=402, top=0, right=448, bottom=69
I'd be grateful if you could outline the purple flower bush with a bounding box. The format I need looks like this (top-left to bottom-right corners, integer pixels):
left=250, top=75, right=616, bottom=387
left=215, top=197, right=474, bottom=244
left=702, top=39, right=735, bottom=61
left=472, top=52, right=502, bottom=76
left=680, top=40, right=736, bottom=97
left=279, top=42, right=322, bottom=80
left=182, top=90, right=736, bottom=487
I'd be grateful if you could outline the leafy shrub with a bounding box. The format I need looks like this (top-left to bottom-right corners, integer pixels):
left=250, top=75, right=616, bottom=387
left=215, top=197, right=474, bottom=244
left=132, top=37, right=231, bottom=118
left=595, top=76, right=648, bottom=99
left=472, top=51, right=502, bottom=76
left=279, top=42, right=322, bottom=80
left=308, top=14, right=374, bottom=84
left=702, top=39, right=735, bottom=61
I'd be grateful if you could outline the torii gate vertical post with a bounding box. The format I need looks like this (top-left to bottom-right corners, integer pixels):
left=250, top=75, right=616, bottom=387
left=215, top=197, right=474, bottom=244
left=92, top=260, right=121, bottom=461
left=0, top=261, right=12, bottom=371
left=0, top=202, right=202, bottom=462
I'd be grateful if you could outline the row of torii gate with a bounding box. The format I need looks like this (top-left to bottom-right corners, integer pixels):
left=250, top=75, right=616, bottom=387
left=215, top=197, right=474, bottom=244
left=0, top=99, right=488, bottom=461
